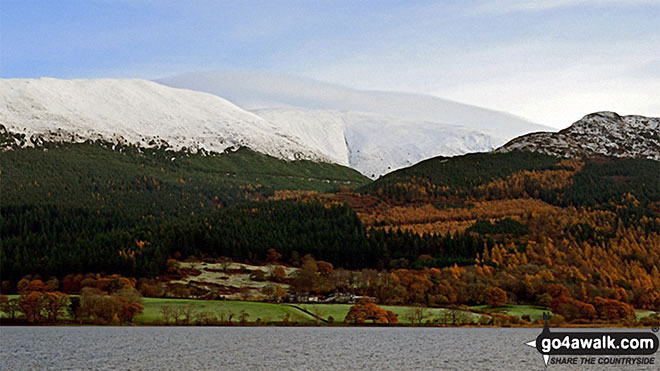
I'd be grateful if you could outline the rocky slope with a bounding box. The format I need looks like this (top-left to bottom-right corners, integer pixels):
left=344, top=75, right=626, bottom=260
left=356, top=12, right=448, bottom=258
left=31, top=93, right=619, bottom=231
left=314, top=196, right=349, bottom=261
left=497, top=112, right=660, bottom=160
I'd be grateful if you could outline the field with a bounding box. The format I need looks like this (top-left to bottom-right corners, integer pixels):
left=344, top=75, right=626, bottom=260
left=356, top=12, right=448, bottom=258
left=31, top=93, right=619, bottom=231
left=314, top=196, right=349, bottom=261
left=138, top=299, right=482, bottom=325
left=635, top=309, right=659, bottom=320
left=138, top=298, right=314, bottom=323
left=469, top=305, right=550, bottom=322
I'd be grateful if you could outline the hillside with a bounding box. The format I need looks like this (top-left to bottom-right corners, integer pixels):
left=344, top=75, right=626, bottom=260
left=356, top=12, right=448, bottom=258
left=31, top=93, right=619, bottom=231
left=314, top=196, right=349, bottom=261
left=0, top=139, right=369, bottom=215
left=0, top=78, right=331, bottom=162
left=0, top=139, right=371, bottom=279
left=328, top=149, right=659, bottom=316
left=497, top=112, right=660, bottom=160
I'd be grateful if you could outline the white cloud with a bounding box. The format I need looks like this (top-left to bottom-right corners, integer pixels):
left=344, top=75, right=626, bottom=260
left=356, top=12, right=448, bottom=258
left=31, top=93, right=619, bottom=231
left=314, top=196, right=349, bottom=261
left=300, top=34, right=660, bottom=128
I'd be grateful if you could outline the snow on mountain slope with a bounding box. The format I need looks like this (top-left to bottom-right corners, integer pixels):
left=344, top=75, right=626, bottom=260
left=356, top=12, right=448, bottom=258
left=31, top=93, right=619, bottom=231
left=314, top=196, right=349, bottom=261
left=0, top=78, right=333, bottom=162
left=497, top=112, right=660, bottom=160
left=255, top=108, right=498, bottom=178
left=157, top=70, right=552, bottom=138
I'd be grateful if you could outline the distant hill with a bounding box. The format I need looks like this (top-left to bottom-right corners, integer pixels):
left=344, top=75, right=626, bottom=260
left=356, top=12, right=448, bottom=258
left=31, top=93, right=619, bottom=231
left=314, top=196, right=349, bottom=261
left=497, top=112, right=660, bottom=161
left=0, top=78, right=331, bottom=162
left=363, top=149, right=659, bottom=210
left=158, top=70, right=552, bottom=177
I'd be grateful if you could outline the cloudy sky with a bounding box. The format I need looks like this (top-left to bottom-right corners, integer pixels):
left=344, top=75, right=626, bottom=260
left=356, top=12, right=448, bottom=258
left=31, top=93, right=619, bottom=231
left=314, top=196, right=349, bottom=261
left=1, top=0, right=658, bottom=128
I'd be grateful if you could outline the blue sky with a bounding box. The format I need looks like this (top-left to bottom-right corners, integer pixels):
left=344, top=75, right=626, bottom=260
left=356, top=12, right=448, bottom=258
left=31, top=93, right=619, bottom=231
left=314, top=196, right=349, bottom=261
left=1, top=0, right=658, bottom=127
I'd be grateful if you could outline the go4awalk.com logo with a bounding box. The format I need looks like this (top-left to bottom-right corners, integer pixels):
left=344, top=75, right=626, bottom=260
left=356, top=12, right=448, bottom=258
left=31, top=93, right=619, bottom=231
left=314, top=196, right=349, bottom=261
left=525, top=314, right=659, bottom=367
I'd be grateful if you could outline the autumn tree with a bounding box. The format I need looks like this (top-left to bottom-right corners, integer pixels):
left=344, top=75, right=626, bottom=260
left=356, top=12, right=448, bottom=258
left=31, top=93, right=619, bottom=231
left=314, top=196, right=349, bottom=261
left=483, top=287, right=507, bottom=307
left=42, top=292, right=70, bottom=322
left=0, top=295, right=16, bottom=320
left=266, top=248, right=282, bottom=264
left=272, top=266, right=287, bottom=282
left=79, top=287, right=121, bottom=324
left=261, top=284, right=287, bottom=303
left=115, top=287, right=144, bottom=324
left=292, top=255, right=319, bottom=293
left=19, top=291, right=45, bottom=323
left=137, top=278, right=164, bottom=297
left=118, top=298, right=144, bottom=324
left=593, top=297, right=635, bottom=322
left=317, top=261, right=334, bottom=277
left=344, top=302, right=397, bottom=325
left=22, top=279, right=45, bottom=294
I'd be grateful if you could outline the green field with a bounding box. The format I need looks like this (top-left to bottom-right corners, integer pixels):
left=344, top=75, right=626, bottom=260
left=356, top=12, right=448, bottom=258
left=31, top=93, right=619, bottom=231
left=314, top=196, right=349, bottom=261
left=635, top=309, right=659, bottom=320
left=469, top=305, right=551, bottom=322
left=140, top=299, right=481, bottom=325
left=138, top=298, right=315, bottom=323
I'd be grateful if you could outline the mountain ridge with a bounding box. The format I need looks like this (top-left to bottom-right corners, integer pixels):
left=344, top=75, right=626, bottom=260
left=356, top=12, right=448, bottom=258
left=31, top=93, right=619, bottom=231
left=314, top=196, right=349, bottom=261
left=497, top=111, right=660, bottom=161
left=0, top=78, right=332, bottom=163
left=157, top=70, right=551, bottom=137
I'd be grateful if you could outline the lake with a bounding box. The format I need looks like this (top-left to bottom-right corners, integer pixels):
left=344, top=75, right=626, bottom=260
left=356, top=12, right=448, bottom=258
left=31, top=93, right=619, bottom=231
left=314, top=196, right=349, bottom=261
left=0, top=327, right=657, bottom=370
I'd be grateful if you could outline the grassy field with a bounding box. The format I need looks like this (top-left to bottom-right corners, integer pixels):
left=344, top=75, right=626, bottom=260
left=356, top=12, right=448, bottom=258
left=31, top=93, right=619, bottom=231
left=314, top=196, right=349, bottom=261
left=469, top=305, right=551, bottom=322
left=139, top=299, right=481, bottom=324
left=138, top=298, right=315, bottom=323
left=635, top=309, right=659, bottom=320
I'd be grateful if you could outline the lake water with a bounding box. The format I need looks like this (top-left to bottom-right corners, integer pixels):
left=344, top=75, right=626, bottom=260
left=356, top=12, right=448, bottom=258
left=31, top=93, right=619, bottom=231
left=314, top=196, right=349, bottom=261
left=0, top=327, right=657, bottom=370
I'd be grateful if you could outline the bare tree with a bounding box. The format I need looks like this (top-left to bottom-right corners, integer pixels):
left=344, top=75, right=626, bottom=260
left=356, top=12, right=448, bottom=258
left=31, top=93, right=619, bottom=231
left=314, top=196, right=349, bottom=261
left=406, top=305, right=428, bottom=326
left=311, top=306, right=326, bottom=324
left=160, top=305, right=175, bottom=325
left=173, top=305, right=196, bottom=325
left=219, top=257, right=232, bottom=272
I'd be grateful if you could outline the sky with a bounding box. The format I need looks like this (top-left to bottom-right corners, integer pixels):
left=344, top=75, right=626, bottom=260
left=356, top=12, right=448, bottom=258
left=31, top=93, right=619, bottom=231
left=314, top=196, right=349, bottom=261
left=1, top=0, right=658, bottom=128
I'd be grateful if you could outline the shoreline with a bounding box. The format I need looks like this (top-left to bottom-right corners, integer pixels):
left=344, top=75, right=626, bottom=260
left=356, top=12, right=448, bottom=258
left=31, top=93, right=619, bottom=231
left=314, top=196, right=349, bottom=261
left=1, top=321, right=651, bottom=329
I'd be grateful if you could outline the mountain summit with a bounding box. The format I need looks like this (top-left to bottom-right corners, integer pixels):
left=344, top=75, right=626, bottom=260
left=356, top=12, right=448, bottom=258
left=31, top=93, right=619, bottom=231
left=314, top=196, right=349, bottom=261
left=497, top=112, right=660, bottom=160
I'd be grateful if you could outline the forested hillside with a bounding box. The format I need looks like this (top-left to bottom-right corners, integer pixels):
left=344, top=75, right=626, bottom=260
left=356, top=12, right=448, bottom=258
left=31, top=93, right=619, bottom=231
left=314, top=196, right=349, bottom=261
left=2, top=142, right=659, bottom=321
left=0, top=141, right=368, bottom=279
left=335, top=152, right=659, bottom=316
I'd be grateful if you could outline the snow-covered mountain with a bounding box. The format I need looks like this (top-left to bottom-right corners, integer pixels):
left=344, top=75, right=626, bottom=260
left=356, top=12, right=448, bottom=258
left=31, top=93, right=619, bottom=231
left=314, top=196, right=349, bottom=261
left=157, top=70, right=552, bottom=177
left=1, top=74, right=555, bottom=179
left=254, top=108, right=496, bottom=178
left=497, top=112, right=660, bottom=160
left=0, top=78, right=332, bottom=162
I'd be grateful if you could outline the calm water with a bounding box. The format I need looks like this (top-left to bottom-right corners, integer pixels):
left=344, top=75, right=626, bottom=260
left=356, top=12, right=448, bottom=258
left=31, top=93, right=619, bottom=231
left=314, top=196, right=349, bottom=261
left=0, top=327, right=657, bottom=370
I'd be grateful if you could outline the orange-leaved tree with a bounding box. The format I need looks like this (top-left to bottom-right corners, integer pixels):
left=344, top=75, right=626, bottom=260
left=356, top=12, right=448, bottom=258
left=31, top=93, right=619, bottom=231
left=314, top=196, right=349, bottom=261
left=344, top=302, right=398, bottom=325
left=483, top=286, right=507, bottom=307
